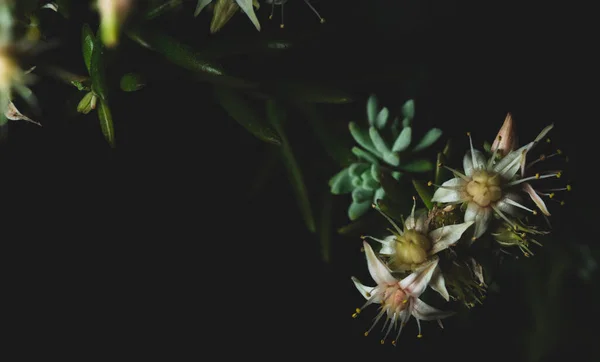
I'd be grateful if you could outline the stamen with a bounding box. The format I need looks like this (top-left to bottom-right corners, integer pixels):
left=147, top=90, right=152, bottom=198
left=441, top=164, right=470, bottom=181
left=269, top=1, right=275, bottom=19
left=491, top=205, right=517, bottom=229
left=427, top=180, right=465, bottom=191
left=410, top=196, right=417, bottom=220
left=303, top=0, right=326, bottom=23
left=526, top=150, right=563, bottom=169
left=467, top=132, right=479, bottom=172
left=372, top=203, right=404, bottom=235
left=504, top=198, right=538, bottom=215
left=487, top=135, right=502, bottom=169
left=505, top=172, right=560, bottom=187
left=280, top=3, right=285, bottom=28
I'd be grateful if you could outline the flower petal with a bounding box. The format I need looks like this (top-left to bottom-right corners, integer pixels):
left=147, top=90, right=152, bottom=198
left=495, top=193, right=521, bottom=217
left=523, top=182, right=551, bottom=216
left=194, top=0, right=213, bottom=16
left=414, top=212, right=429, bottom=234
left=400, top=257, right=439, bottom=297
left=412, top=299, right=455, bottom=321
left=363, top=241, right=397, bottom=285
left=235, top=0, right=261, bottom=31
left=464, top=203, right=492, bottom=239
left=351, top=277, right=380, bottom=302
left=493, top=144, right=529, bottom=179
left=463, top=149, right=486, bottom=177
left=431, top=178, right=467, bottom=203
left=491, top=113, right=517, bottom=156
left=379, top=235, right=397, bottom=255
left=429, top=266, right=450, bottom=301
left=429, top=221, right=474, bottom=255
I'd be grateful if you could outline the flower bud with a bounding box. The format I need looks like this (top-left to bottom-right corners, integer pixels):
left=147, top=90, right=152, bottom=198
left=393, top=229, right=432, bottom=266
left=491, top=113, right=518, bottom=157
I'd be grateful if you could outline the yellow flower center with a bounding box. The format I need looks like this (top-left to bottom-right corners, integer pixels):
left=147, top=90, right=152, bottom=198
left=466, top=170, right=502, bottom=207
left=394, top=229, right=432, bottom=266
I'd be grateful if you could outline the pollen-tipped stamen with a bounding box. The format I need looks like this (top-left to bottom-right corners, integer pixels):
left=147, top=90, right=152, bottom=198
left=505, top=171, right=561, bottom=187
left=526, top=150, right=564, bottom=169
left=491, top=204, right=517, bottom=229
left=504, top=198, right=538, bottom=215
left=303, top=0, right=325, bottom=23
left=372, top=203, right=404, bottom=235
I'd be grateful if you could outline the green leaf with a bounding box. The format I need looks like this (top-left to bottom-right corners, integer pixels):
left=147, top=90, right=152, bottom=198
left=266, top=99, right=316, bottom=232
left=90, top=34, right=108, bottom=100
left=360, top=172, right=379, bottom=191
left=329, top=168, right=354, bottom=195
left=97, top=99, right=116, bottom=148
left=55, top=0, right=72, bottom=17
left=413, top=128, right=442, bottom=152
left=370, top=163, right=381, bottom=182
left=214, top=86, right=281, bottom=146
left=375, top=107, right=389, bottom=129
left=81, top=24, right=95, bottom=75
left=379, top=171, right=404, bottom=203
left=120, top=73, right=146, bottom=92
left=374, top=187, right=385, bottom=204
left=351, top=147, right=379, bottom=164
left=349, top=122, right=379, bottom=156
left=127, top=27, right=255, bottom=89
left=146, top=0, right=183, bottom=20
left=348, top=200, right=371, bottom=221
left=349, top=163, right=369, bottom=178
left=367, top=94, right=378, bottom=125
left=376, top=198, right=405, bottom=224
left=299, top=103, right=354, bottom=167
left=392, top=127, right=412, bottom=152
left=412, top=179, right=433, bottom=210
left=400, top=159, right=434, bottom=173
left=272, top=82, right=354, bottom=104
left=352, top=188, right=374, bottom=203
left=402, top=99, right=415, bottom=120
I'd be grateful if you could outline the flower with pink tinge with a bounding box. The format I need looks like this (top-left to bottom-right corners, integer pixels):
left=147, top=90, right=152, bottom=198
left=362, top=199, right=473, bottom=301
left=431, top=123, right=557, bottom=240
left=351, top=242, right=454, bottom=345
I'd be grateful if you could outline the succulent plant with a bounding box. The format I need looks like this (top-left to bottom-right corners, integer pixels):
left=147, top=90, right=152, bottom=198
left=329, top=95, right=442, bottom=220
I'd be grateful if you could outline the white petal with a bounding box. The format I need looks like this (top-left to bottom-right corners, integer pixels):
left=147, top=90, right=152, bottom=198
left=463, top=149, right=487, bottom=177
left=236, top=0, right=261, bottom=31
left=429, top=266, right=449, bottom=301
left=379, top=235, right=397, bottom=255
left=411, top=299, right=455, bottom=321
left=464, top=203, right=492, bottom=239
left=429, top=221, right=474, bottom=254
left=414, top=212, right=429, bottom=234
left=495, top=194, right=521, bottom=217
left=351, top=277, right=380, bottom=302
left=493, top=144, right=529, bottom=179
left=399, top=257, right=439, bottom=297
left=194, top=0, right=213, bottom=16
left=405, top=209, right=426, bottom=231
left=363, top=241, right=397, bottom=285
left=523, top=183, right=551, bottom=216
left=431, top=178, right=467, bottom=203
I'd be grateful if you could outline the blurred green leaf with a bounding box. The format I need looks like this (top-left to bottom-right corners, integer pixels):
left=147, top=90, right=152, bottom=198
left=266, top=99, right=316, bottom=232
left=376, top=198, right=405, bottom=224
left=81, top=24, right=95, bottom=74
left=97, top=99, right=116, bottom=148
left=402, top=99, right=415, bottom=121
left=379, top=170, right=404, bottom=203
left=367, top=95, right=378, bottom=125
left=272, top=82, right=354, bottom=104
left=338, top=214, right=371, bottom=236
left=348, top=200, right=371, bottom=220
left=90, top=33, right=108, bottom=100
left=299, top=103, right=354, bottom=167
left=412, top=179, right=433, bottom=210
left=392, top=127, right=412, bottom=152
left=413, top=128, right=442, bottom=152
left=400, top=159, right=434, bottom=173
left=214, top=86, right=281, bottom=146
left=329, top=168, right=353, bottom=195
left=146, top=0, right=183, bottom=19
left=120, top=73, right=146, bottom=92
left=127, top=27, right=256, bottom=89
left=55, top=0, right=71, bottom=17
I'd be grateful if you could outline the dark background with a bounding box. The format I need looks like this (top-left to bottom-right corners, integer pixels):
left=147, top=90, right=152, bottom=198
left=2, top=0, right=597, bottom=359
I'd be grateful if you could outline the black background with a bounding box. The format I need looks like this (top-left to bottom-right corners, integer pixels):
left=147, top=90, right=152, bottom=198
left=2, top=0, right=597, bottom=359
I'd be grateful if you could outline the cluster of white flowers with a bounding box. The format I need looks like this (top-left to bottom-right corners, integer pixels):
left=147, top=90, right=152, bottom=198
left=351, top=113, right=569, bottom=345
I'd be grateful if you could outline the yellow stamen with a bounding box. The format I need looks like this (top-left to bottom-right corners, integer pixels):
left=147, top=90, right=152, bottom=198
left=417, top=334, right=423, bottom=338
left=427, top=181, right=433, bottom=186
left=380, top=339, right=385, bottom=345
left=364, top=331, right=369, bottom=336
left=566, top=185, right=572, bottom=191
left=402, top=299, right=408, bottom=304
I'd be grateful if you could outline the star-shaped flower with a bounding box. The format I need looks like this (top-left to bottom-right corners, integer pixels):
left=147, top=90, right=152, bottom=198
left=351, top=242, right=454, bottom=345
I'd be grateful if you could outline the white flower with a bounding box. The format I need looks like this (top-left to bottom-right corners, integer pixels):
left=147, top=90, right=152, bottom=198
left=363, top=199, right=473, bottom=301
left=195, top=0, right=261, bottom=32
left=431, top=124, right=557, bottom=240
left=351, top=242, right=454, bottom=345
left=0, top=48, right=36, bottom=126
